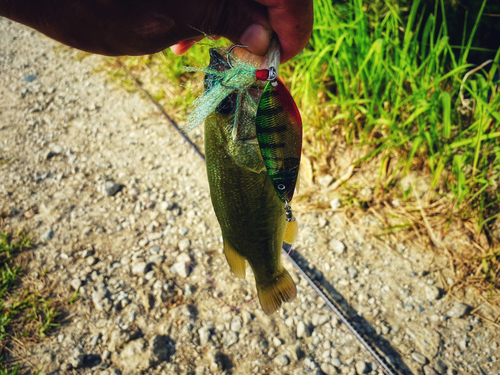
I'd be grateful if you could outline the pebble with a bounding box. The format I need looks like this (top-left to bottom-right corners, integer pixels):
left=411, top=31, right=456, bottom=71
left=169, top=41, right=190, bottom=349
left=198, top=327, right=211, bottom=345
left=424, top=285, right=440, bottom=301
left=447, top=302, right=470, bottom=318
left=148, top=254, right=164, bottom=265
left=273, top=337, right=281, bottom=347
left=104, top=180, right=120, bottom=196
left=92, top=284, right=111, bottom=312
left=231, top=316, right=242, bottom=332
left=355, top=361, right=368, bottom=374
left=321, top=363, right=337, bottom=375
left=312, top=313, right=329, bottom=327
left=331, top=358, right=342, bottom=368
left=40, top=229, right=54, bottom=242
left=173, top=261, right=190, bottom=278
left=178, top=238, right=190, bottom=251
left=297, top=321, right=310, bottom=338
left=348, top=266, right=358, bottom=279
left=329, top=239, right=346, bottom=255
left=318, top=175, right=334, bottom=188
left=70, top=278, right=82, bottom=290
left=69, top=348, right=84, bottom=368
left=223, top=331, right=238, bottom=348
left=423, top=366, right=438, bottom=375
left=132, top=262, right=150, bottom=276
left=330, top=198, right=342, bottom=211
left=274, top=354, right=290, bottom=366
left=412, top=352, right=427, bottom=365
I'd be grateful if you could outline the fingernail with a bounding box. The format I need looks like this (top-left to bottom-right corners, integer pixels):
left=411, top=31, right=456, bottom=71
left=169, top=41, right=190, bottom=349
left=240, top=24, right=271, bottom=56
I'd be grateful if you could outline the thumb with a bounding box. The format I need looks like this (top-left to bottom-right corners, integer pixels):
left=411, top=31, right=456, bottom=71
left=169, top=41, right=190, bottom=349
left=239, top=24, right=272, bottom=57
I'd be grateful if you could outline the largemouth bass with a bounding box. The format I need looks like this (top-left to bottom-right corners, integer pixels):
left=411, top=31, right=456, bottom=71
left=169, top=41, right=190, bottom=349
left=204, top=47, right=297, bottom=315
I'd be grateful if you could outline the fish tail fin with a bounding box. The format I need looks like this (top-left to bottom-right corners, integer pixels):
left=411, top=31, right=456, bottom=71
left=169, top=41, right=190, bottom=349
left=224, top=239, right=246, bottom=279
left=283, top=218, right=298, bottom=244
left=256, top=269, right=297, bottom=315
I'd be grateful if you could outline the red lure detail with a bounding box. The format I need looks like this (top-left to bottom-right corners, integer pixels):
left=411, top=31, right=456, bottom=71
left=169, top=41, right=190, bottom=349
left=255, top=69, right=269, bottom=81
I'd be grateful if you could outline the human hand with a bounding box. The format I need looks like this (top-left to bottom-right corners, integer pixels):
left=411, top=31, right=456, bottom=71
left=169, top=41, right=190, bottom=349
left=171, top=0, right=314, bottom=63
left=0, top=0, right=313, bottom=62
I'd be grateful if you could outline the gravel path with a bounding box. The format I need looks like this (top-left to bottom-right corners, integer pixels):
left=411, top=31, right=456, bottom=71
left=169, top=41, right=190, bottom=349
left=1, top=18, right=499, bottom=375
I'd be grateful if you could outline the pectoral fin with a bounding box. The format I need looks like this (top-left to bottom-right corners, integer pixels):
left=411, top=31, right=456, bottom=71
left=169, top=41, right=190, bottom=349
left=256, top=269, right=297, bottom=315
left=283, top=218, right=298, bottom=244
left=223, top=239, right=246, bottom=279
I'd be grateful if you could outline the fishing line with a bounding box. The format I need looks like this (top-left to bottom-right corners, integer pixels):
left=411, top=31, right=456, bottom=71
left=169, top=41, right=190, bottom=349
left=118, top=59, right=400, bottom=375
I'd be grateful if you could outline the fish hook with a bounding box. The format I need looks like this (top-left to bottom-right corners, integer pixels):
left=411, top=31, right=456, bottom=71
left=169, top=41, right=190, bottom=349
left=226, top=44, right=249, bottom=68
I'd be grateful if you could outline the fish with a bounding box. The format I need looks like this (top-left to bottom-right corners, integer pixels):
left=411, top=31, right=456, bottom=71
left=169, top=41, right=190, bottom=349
left=203, top=46, right=298, bottom=314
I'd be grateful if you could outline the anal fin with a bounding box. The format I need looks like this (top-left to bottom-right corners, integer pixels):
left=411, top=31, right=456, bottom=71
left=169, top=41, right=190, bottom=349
left=223, top=240, right=246, bottom=279
left=256, top=269, right=297, bottom=315
left=283, top=218, right=298, bottom=244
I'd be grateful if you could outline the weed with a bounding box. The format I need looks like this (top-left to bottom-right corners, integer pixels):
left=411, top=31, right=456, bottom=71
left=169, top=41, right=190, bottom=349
left=0, top=231, right=63, bottom=372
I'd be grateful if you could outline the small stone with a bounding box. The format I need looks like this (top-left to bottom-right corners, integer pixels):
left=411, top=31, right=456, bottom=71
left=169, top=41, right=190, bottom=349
left=423, top=366, right=438, bottom=375
left=145, top=270, right=155, bottom=280
left=120, top=338, right=148, bottom=371
left=447, top=302, right=470, bottom=318
left=312, top=313, right=329, bottom=327
left=51, top=144, right=63, bottom=154
left=433, top=359, right=447, bottom=374
left=331, top=357, right=341, bottom=368
left=86, top=256, right=97, bottom=266
left=329, top=239, right=345, bottom=255
left=41, top=229, right=54, bottom=242
left=273, top=337, right=281, bottom=347
left=330, top=198, right=342, bottom=211
left=274, top=354, right=290, bottom=366
left=321, top=363, right=338, bottom=375
left=355, top=361, right=368, bottom=374
left=348, top=266, right=358, bottom=279
left=102, top=350, right=110, bottom=360
left=297, top=321, right=310, bottom=338
left=173, top=261, right=190, bottom=278
left=318, top=175, right=334, bottom=188
left=70, top=278, right=82, bottom=291
left=424, top=285, right=440, bottom=301
left=412, top=352, right=427, bottom=365
left=223, top=331, right=238, bottom=348
left=132, top=262, right=150, bottom=276
left=69, top=348, right=84, bottom=368
left=198, top=327, right=211, bottom=345
left=148, top=254, right=164, bottom=265
left=357, top=187, right=373, bottom=202
left=178, top=238, right=190, bottom=251
left=104, top=180, right=120, bottom=196
left=231, top=316, right=242, bottom=332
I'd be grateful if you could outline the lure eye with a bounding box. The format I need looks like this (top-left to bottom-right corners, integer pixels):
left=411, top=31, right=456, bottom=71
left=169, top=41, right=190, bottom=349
left=217, top=93, right=237, bottom=114
left=277, top=184, right=286, bottom=190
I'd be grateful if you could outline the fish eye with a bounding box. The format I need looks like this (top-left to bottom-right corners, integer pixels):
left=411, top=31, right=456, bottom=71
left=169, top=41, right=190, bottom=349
left=278, top=184, right=286, bottom=190
left=217, top=93, right=236, bottom=115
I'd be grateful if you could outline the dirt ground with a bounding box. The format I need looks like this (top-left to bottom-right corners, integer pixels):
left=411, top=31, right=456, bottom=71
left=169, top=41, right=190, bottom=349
left=0, top=18, right=499, bottom=375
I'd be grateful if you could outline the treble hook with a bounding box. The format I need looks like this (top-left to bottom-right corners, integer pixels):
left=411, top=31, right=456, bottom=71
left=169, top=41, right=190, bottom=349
left=226, top=44, right=248, bottom=68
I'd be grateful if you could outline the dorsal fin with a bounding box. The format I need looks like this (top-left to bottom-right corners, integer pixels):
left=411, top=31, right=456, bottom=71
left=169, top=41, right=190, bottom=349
left=223, top=239, right=246, bottom=279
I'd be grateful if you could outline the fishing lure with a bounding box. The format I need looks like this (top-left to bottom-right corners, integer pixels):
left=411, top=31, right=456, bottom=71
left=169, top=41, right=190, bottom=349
left=254, top=65, right=302, bottom=244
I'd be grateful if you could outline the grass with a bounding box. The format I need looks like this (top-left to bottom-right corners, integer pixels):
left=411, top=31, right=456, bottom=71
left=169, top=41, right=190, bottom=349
left=0, top=231, right=61, bottom=374
left=100, top=0, right=500, bottom=303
